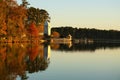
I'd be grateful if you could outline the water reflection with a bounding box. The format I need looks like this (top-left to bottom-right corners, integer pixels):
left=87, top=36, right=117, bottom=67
left=0, top=43, right=50, bottom=80
left=0, top=42, right=120, bottom=80
left=51, top=42, right=120, bottom=51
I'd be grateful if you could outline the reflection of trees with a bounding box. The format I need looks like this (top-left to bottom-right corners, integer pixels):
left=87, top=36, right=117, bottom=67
left=51, top=43, right=120, bottom=52
left=50, top=43, right=60, bottom=50
left=0, top=43, right=50, bottom=80
left=26, top=56, right=49, bottom=73
left=0, top=44, right=26, bottom=80
left=26, top=44, right=49, bottom=73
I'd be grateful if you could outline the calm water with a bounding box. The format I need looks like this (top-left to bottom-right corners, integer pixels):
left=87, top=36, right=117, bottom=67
left=0, top=43, right=120, bottom=80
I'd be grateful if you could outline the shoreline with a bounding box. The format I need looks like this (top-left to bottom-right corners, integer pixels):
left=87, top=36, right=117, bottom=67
left=1, top=38, right=120, bottom=44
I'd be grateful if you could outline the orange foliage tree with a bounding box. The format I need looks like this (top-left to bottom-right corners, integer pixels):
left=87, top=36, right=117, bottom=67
left=28, top=22, right=39, bottom=39
left=0, top=1, right=8, bottom=37
left=51, top=31, right=60, bottom=38
left=0, top=0, right=50, bottom=41
left=0, top=0, right=27, bottom=39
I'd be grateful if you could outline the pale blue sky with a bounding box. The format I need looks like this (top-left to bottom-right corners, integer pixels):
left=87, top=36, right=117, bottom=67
left=18, top=0, right=120, bottom=30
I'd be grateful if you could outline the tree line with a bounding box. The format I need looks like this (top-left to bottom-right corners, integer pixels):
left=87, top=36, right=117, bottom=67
left=51, top=26, right=120, bottom=40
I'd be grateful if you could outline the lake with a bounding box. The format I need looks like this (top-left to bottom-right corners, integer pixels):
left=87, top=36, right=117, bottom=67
left=0, top=43, right=120, bottom=80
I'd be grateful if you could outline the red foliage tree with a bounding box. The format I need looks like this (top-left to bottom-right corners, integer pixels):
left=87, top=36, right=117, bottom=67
left=28, top=22, right=39, bottom=39
left=51, top=31, right=60, bottom=38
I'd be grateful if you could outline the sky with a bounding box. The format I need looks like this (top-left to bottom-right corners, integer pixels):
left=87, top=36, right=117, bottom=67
left=17, top=0, right=120, bottom=30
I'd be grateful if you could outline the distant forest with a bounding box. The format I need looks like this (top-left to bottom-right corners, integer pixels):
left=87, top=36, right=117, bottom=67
left=51, top=27, right=120, bottom=40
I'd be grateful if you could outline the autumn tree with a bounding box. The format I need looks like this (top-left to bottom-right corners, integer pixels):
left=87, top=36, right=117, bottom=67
left=51, top=31, right=60, bottom=38
left=0, top=0, right=27, bottom=40
left=27, top=7, right=50, bottom=25
left=21, top=0, right=29, bottom=8
left=27, top=22, right=39, bottom=39
left=0, top=1, right=8, bottom=37
left=26, top=7, right=50, bottom=40
left=0, top=0, right=50, bottom=41
left=7, top=1, right=27, bottom=38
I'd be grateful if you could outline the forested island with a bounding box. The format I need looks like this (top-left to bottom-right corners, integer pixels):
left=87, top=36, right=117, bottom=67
left=51, top=27, right=120, bottom=43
